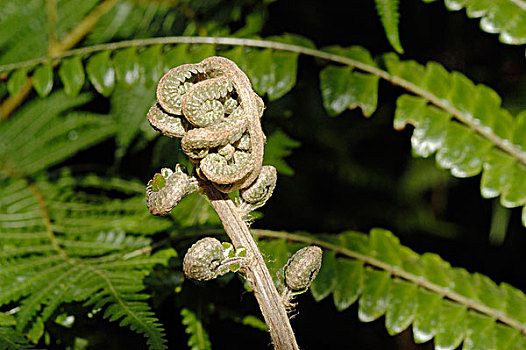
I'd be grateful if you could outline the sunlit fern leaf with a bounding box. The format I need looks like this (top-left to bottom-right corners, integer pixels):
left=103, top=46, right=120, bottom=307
left=86, top=51, right=115, bottom=97
left=0, top=326, right=34, bottom=350
left=181, top=308, right=212, bottom=350
left=319, top=47, right=526, bottom=226
left=375, top=0, right=404, bottom=54
left=425, top=0, right=526, bottom=54
left=0, top=174, right=174, bottom=349
left=257, top=229, right=526, bottom=349
left=0, top=91, right=115, bottom=176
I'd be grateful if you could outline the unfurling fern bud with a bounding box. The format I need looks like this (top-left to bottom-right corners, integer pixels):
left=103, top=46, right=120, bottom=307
left=240, top=165, right=277, bottom=208
left=284, top=246, right=323, bottom=291
left=237, top=165, right=277, bottom=219
left=146, top=164, right=199, bottom=216
left=183, top=237, right=226, bottom=281
left=183, top=237, right=248, bottom=281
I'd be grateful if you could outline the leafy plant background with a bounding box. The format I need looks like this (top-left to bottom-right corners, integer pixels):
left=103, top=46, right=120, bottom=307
left=0, top=0, right=525, bottom=349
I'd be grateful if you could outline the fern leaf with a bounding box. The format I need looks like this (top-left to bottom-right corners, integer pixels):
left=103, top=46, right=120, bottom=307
left=0, top=0, right=99, bottom=66
left=0, top=173, right=174, bottom=349
left=58, top=57, right=85, bottom=97
left=256, top=229, right=526, bottom=349
left=319, top=46, right=526, bottom=226
left=0, top=327, right=34, bottom=350
left=181, top=308, right=212, bottom=350
left=427, top=0, right=526, bottom=53
left=32, top=63, right=53, bottom=97
left=375, top=0, right=404, bottom=53
left=0, top=91, right=116, bottom=177
left=86, top=51, right=115, bottom=97
left=320, top=46, right=379, bottom=117
left=224, top=41, right=300, bottom=101
left=7, top=69, right=27, bottom=97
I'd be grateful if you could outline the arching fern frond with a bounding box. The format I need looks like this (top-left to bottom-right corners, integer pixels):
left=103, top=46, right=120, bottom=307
left=424, top=0, right=526, bottom=54
left=0, top=174, right=174, bottom=349
left=255, top=229, right=526, bottom=349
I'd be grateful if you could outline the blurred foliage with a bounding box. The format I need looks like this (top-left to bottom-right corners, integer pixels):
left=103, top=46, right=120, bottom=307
left=0, top=0, right=525, bottom=349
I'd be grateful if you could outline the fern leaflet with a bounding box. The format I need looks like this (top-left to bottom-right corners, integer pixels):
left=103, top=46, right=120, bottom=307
left=0, top=326, right=34, bottom=350
left=375, top=0, right=404, bottom=54
left=181, top=308, right=212, bottom=350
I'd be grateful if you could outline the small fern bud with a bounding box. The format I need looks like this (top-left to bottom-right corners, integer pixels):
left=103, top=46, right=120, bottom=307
left=146, top=164, right=199, bottom=216
left=240, top=165, right=277, bottom=207
left=284, top=246, right=323, bottom=291
left=183, top=237, right=226, bottom=281
left=237, top=165, right=277, bottom=219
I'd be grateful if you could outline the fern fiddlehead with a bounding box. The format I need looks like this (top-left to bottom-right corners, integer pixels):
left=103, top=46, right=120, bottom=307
left=146, top=165, right=199, bottom=216
left=147, top=56, right=272, bottom=195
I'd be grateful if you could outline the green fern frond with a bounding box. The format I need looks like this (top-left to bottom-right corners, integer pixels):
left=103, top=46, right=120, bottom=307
left=85, top=1, right=187, bottom=45
left=0, top=326, right=34, bottom=350
left=375, top=0, right=404, bottom=54
left=110, top=81, right=156, bottom=155
left=318, top=46, right=526, bottom=225
left=425, top=0, right=526, bottom=54
left=181, top=308, right=212, bottom=350
left=255, top=229, right=526, bottom=349
left=0, top=173, right=174, bottom=349
left=0, top=90, right=115, bottom=177
left=0, top=0, right=99, bottom=66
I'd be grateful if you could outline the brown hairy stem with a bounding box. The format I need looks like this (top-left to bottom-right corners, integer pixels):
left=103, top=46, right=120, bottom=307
left=202, top=183, right=299, bottom=350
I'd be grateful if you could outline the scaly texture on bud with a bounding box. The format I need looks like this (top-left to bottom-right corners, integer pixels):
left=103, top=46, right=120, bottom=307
left=284, top=246, right=323, bottom=291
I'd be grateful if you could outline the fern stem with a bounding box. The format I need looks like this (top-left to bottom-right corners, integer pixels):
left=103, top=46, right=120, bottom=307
left=202, top=184, right=299, bottom=350
left=2, top=36, right=523, bottom=166
left=251, top=229, right=526, bottom=335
